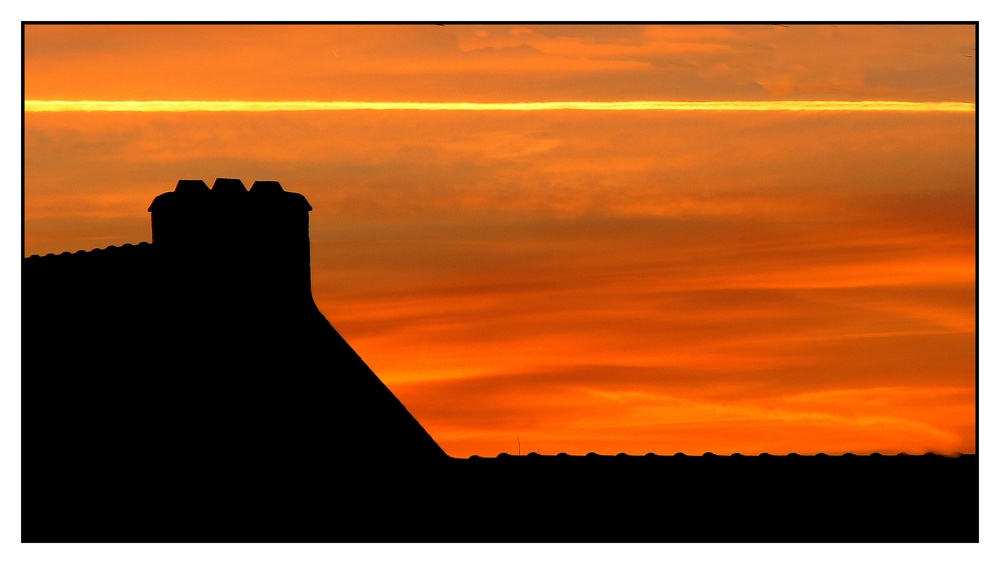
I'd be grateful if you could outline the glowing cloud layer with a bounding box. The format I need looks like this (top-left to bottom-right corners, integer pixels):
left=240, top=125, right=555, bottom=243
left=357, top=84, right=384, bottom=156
left=23, top=24, right=977, bottom=457
left=24, top=100, right=976, bottom=113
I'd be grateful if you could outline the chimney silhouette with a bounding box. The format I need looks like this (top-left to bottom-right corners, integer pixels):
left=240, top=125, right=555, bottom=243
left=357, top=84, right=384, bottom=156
left=24, top=176, right=449, bottom=535
left=148, top=177, right=315, bottom=310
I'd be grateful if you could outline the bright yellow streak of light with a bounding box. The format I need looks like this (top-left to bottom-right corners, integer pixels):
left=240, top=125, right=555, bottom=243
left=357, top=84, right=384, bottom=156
left=23, top=100, right=976, bottom=113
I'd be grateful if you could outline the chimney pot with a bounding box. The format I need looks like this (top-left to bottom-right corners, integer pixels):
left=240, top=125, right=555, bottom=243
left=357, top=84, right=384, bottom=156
left=175, top=179, right=210, bottom=195
left=250, top=180, right=285, bottom=195
left=211, top=177, right=248, bottom=195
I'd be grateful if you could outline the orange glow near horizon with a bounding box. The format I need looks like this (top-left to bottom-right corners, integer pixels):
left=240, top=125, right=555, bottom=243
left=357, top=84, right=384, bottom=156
left=23, top=24, right=976, bottom=458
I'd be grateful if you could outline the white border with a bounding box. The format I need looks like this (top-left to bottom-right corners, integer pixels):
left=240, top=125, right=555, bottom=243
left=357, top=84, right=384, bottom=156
left=6, top=5, right=993, bottom=562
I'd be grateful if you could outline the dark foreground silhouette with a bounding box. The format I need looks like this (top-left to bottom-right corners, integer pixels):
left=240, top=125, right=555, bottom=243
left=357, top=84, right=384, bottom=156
left=22, top=179, right=977, bottom=542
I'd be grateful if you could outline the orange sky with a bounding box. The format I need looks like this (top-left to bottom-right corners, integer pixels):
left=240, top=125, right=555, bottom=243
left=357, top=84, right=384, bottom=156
left=22, top=24, right=977, bottom=457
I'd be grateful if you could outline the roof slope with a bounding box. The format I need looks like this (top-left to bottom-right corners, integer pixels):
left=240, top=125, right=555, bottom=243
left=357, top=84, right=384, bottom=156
left=22, top=180, right=447, bottom=511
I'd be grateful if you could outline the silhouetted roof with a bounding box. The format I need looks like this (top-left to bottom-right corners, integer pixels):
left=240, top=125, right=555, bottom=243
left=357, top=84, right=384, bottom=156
left=148, top=177, right=312, bottom=213
left=25, top=241, right=153, bottom=262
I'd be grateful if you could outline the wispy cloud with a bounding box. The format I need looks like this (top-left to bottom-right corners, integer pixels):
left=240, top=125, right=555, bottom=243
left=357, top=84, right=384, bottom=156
left=24, top=100, right=975, bottom=112
left=23, top=24, right=976, bottom=457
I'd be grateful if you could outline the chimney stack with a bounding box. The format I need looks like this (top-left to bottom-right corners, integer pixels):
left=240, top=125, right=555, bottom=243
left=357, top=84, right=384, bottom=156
left=148, top=178, right=315, bottom=310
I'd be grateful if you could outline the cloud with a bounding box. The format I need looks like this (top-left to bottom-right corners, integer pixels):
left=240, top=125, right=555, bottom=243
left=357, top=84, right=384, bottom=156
left=24, top=24, right=975, bottom=103
left=22, top=25, right=976, bottom=457
left=393, top=365, right=973, bottom=456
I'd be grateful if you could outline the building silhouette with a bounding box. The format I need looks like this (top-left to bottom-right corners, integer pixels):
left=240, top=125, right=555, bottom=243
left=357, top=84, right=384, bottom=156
left=21, top=178, right=977, bottom=542
left=23, top=179, right=446, bottom=521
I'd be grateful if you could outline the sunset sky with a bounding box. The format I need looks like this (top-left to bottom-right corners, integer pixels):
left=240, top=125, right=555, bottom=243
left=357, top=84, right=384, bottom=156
left=22, top=23, right=977, bottom=457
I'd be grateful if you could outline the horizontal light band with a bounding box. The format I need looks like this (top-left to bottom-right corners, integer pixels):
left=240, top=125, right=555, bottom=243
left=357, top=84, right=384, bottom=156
left=23, top=100, right=975, bottom=113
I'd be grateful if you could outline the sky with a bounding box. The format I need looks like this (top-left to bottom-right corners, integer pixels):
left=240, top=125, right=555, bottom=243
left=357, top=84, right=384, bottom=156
left=22, top=23, right=977, bottom=458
